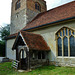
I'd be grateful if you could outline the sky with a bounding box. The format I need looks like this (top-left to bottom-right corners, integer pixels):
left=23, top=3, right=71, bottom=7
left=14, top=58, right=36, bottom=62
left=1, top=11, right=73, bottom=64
left=0, top=0, right=74, bottom=28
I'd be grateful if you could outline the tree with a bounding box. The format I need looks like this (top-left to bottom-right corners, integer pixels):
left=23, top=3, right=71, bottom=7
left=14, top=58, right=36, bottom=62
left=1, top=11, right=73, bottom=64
left=0, top=41, right=5, bottom=56
left=0, top=24, right=10, bottom=56
left=0, top=24, right=10, bottom=40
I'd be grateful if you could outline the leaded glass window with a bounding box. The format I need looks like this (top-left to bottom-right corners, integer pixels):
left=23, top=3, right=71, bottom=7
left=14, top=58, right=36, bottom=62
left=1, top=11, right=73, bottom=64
left=66, top=29, right=68, bottom=36
left=69, top=30, right=71, bottom=36
left=70, top=36, right=75, bottom=56
left=63, top=37, right=68, bottom=56
left=57, top=33, right=59, bottom=37
left=56, top=27, right=75, bottom=57
left=60, top=31, right=62, bottom=36
left=63, top=29, right=65, bottom=36
left=58, top=38, right=62, bottom=56
left=72, top=31, right=74, bottom=35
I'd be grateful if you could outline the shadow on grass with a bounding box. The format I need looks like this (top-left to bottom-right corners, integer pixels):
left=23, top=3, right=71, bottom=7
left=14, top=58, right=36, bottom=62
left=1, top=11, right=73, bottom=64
left=31, top=65, right=56, bottom=73
left=37, top=65, right=55, bottom=70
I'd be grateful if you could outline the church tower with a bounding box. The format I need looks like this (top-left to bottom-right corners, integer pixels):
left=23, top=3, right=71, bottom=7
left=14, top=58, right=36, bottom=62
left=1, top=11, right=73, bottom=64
left=10, top=0, right=47, bottom=34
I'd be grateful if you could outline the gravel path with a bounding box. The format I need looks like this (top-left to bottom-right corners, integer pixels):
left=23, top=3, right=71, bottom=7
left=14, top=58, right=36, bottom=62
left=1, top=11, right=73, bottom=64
left=0, top=57, right=5, bottom=62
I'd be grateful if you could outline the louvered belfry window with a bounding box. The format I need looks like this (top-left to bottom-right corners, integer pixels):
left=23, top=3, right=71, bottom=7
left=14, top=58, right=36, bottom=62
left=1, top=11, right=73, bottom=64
left=15, top=0, right=21, bottom=10
left=35, top=2, right=41, bottom=11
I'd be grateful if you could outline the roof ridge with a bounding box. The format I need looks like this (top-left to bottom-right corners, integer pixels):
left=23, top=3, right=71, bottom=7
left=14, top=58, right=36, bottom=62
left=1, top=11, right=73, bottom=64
left=22, top=1, right=75, bottom=31
left=27, top=11, right=47, bottom=25
left=47, top=1, right=75, bottom=12
left=28, top=1, right=75, bottom=24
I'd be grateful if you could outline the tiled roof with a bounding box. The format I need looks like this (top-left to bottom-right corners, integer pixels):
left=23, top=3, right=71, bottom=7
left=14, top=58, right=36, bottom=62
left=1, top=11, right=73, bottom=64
left=22, top=1, right=75, bottom=30
left=12, top=31, right=50, bottom=51
left=7, top=1, right=75, bottom=40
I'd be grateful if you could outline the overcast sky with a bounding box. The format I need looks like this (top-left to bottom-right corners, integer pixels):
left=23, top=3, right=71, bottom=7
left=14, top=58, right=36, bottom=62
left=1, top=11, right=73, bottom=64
left=0, top=0, right=74, bottom=28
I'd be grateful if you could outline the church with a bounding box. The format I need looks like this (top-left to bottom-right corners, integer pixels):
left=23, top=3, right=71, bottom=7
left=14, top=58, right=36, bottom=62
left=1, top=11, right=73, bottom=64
left=6, top=0, right=75, bottom=70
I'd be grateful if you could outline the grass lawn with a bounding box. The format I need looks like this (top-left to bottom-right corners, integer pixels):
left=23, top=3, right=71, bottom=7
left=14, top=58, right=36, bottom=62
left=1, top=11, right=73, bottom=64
left=0, top=62, right=75, bottom=75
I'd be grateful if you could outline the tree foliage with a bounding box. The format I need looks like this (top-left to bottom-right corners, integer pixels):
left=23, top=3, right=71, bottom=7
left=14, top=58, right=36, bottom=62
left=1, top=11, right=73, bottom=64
left=0, top=24, right=10, bottom=56
left=0, top=24, right=10, bottom=40
left=0, top=41, right=5, bottom=56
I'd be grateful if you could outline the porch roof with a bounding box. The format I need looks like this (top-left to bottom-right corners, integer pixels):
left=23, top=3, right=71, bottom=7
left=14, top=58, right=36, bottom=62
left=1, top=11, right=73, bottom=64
left=12, top=31, right=50, bottom=51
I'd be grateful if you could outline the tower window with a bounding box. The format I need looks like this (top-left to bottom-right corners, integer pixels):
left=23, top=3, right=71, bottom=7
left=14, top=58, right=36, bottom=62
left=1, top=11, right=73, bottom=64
left=35, top=2, right=41, bottom=11
left=15, top=0, right=21, bottom=10
left=16, top=14, right=18, bottom=18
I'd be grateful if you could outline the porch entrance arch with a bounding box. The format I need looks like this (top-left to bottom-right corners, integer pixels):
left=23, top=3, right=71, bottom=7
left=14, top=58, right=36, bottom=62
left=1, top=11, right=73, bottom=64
left=18, top=46, right=27, bottom=70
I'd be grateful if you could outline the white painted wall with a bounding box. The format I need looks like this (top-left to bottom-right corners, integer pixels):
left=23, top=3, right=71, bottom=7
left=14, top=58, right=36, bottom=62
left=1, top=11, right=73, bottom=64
left=6, top=20, right=75, bottom=66
left=33, top=21, right=75, bottom=66
left=6, top=39, right=16, bottom=60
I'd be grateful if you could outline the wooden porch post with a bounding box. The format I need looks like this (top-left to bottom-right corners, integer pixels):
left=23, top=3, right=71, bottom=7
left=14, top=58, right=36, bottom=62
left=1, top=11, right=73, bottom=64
left=16, top=47, right=18, bottom=60
left=26, top=50, right=30, bottom=70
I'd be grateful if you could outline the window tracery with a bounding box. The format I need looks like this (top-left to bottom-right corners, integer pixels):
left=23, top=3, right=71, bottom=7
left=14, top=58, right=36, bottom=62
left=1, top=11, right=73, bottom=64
left=56, top=27, right=75, bottom=57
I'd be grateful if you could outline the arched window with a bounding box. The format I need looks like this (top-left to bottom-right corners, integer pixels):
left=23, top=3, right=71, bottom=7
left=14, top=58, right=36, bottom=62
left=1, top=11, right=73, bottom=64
left=35, top=2, right=41, bottom=11
left=15, top=0, right=21, bottom=10
left=20, top=49, right=26, bottom=59
left=56, top=27, right=75, bottom=57
left=70, top=36, right=75, bottom=56
left=63, top=29, right=65, bottom=36
left=66, top=28, right=68, bottom=36
left=58, top=38, right=62, bottom=56
left=63, top=37, right=68, bottom=56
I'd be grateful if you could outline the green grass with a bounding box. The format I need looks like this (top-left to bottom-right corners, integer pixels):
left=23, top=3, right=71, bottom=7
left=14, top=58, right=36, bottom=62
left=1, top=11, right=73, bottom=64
left=0, top=62, right=75, bottom=75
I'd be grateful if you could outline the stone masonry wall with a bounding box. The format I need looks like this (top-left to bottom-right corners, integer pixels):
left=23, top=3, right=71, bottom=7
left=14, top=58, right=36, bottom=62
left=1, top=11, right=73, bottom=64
left=26, top=0, right=47, bottom=23
left=10, top=0, right=27, bottom=34
left=6, top=39, right=16, bottom=60
left=10, top=9, right=26, bottom=34
left=10, top=0, right=47, bottom=34
left=26, top=8, right=38, bottom=24
left=11, top=0, right=26, bottom=15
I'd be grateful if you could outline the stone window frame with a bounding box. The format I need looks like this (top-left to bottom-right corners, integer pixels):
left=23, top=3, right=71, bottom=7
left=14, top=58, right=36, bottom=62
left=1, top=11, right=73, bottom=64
left=15, top=0, right=21, bottom=10
left=35, top=2, right=41, bottom=11
left=56, top=27, right=75, bottom=57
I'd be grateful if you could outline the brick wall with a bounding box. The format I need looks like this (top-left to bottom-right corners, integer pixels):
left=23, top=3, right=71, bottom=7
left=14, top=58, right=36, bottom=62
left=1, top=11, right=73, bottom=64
left=27, top=0, right=47, bottom=13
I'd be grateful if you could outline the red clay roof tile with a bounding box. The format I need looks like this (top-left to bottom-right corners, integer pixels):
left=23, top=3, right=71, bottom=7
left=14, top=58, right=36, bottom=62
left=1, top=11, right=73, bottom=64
left=7, top=1, right=75, bottom=39
left=12, top=31, right=50, bottom=51
left=21, top=31, right=50, bottom=51
left=22, top=1, right=75, bottom=30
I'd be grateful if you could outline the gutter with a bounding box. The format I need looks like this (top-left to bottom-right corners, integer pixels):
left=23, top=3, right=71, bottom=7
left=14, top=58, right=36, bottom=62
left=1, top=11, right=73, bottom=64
left=6, top=16, right=75, bottom=40
left=23, top=16, right=75, bottom=31
left=6, top=36, right=16, bottom=40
